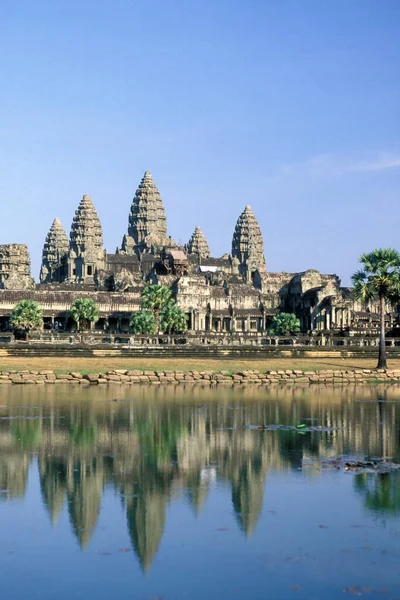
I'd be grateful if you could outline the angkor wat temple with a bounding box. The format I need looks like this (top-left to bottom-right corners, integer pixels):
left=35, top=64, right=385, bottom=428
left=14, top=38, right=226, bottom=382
left=0, top=171, right=391, bottom=334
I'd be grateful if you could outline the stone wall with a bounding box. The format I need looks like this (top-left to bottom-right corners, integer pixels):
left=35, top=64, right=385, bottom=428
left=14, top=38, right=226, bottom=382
left=1, top=367, right=400, bottom=385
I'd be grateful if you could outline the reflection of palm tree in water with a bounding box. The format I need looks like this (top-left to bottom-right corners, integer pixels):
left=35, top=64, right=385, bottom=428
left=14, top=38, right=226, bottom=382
left=354, top=392, right=400, bottom=518
left=355, top=472, right=400, bottom=517
left=377, top=392, right=387, bottom=463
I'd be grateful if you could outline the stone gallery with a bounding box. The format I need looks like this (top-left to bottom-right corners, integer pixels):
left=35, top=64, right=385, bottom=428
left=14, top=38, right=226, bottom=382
left=0, top=172, right=386, bottom=334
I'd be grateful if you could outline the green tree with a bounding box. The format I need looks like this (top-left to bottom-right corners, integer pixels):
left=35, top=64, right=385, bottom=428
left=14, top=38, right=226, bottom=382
left=352, top=248, right=400, bottom=369
left=70, top=298, right=99, bottom=333
left=10, top=300, right=43, bottom=339
left=269, top=313, right=300, bottom=335
left=130, top=310, right=156, bottom=335
left=161, top=303, right=187, bottom=334
left=140, top=285, right=174, bottom=332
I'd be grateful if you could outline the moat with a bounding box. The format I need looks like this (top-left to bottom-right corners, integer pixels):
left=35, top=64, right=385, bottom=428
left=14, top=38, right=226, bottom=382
left=0, top=385, right=399, bottom=600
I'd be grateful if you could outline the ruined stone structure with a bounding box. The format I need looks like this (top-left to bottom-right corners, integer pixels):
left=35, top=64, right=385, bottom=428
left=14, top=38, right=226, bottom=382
left=0, top=170, right=395, bottom=335
left=187, top=227, right=210, bottom=260
left=68, top=194, right=105, bottom=283
left=232, top=205, right=266, bottom=282
left=120, top=171, right=168, bottom=257
left=40, top=218, right=69, bottom=284
left=0, top=245, right=34, bottom=290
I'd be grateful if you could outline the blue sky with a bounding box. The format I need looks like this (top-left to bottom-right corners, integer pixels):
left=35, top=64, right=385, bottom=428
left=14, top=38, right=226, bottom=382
left=1, top=0, right=399, bottom=285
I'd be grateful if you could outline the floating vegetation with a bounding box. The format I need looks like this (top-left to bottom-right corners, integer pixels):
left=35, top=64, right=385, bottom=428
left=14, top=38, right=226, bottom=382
left=302, top=455, right=400, bottom=473
left=247, top=424, right=343, bottom=432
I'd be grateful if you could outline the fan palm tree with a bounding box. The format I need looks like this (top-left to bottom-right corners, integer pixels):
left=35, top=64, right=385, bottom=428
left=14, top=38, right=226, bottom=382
left=70, top=298, right=99, bottom=340
left=140, top=285, right=173, bottom=332
left=10, top=299, right=43, bottom=340
left=352, top=248, right=400, bottom=369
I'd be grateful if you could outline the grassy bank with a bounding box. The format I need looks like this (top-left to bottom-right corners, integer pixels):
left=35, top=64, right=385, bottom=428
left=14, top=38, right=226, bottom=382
left=1, top=356, right=400, bottom=374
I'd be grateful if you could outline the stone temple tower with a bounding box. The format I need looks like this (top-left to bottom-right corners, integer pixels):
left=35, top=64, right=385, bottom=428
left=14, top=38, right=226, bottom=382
left=187, top=226, right=210, bottom=260
left=40, top=218, right=69, bottom=283
left=232, top=205, right=266, bottom=282
left=68, top=194, right=104, bottom=283
left=121, top=171, right=168, bottom=258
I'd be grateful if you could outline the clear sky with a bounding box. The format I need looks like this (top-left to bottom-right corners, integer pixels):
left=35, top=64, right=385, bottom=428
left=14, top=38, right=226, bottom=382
left=1, top=0, right=399, bottom=285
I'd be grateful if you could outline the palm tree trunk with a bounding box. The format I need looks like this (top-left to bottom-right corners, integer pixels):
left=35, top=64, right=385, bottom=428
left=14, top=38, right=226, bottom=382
left=377, top=294, right=387, bottom=369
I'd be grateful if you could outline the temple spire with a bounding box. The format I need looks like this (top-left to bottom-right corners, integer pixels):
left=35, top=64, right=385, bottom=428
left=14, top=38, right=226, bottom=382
left=121, top=171, right=168, bottom=257
left=68, top=194, right=104, bottom=282
left=231, top=205, right=266, bottom=281
left=40, top=217, right=69, bottom=283
left=187, top=226, right=210, bottom=259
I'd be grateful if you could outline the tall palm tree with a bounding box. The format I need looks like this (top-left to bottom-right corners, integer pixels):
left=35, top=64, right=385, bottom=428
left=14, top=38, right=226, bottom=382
left=352, top=248, right=400, bottom=369
left=141, top=285, right=173, bottom=332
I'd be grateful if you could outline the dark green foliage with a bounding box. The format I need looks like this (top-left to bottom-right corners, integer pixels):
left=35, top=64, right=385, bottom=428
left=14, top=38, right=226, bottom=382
left=130, top=284, right=187, bottom=334
left=10, top=300, right=43, bottom=335
left=130, top=310, right=156, bottom=334
left=269, top=312, right=300, bottom=335
left=160, top=303, right=188, bottom=334
left=70, top=298, right=99, bottom=331
left=352, top=248, right=400, bottom=304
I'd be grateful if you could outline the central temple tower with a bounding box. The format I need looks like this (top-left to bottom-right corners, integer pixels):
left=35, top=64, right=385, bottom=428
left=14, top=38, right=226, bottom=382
left=121, top=172, right=168, bottom=257
left=232, top=205, right=266, bottom=282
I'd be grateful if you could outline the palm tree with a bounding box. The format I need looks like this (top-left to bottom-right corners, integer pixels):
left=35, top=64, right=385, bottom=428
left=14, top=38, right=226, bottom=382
left=140, top=285, right=173, bottom=332
left=70, top=298, right=99, bottom=340
left=10, top=299, right=43, bottom=340
left=352, top=248, right=400, bottom=369
left=160, top=304, right=188, bottom=334
left=130, top=310, right=155, bottom=335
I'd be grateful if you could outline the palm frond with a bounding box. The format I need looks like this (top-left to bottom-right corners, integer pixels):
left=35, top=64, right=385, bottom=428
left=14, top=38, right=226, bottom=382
left=351, top=269, right=367, bottom=285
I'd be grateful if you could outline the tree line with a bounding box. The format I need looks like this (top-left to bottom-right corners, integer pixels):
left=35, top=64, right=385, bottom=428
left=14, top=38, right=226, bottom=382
left=9, top=284, right=188, bottom=339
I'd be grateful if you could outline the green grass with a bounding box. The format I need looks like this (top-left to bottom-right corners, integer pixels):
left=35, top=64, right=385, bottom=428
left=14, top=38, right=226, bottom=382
left=1, top=356, right=400, bottom=375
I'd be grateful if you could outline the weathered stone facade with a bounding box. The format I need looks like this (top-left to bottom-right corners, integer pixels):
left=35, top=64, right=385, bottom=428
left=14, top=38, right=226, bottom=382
left=0, top=245, right=34, bottom=290
left=40, top=218, right=69, bottom=283
left=187, top=227, right=210, bottom=260
left=232, top=205, right=266, bottom=282
left=68, top=194, right=105, bottom=283
left=121, top=171, right=169, bottom=257
left=0, top=170, right=395, bottom=335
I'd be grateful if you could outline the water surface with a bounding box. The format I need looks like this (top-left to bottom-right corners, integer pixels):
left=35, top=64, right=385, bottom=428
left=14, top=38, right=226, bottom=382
left=0, top=384, right=399, bottom=600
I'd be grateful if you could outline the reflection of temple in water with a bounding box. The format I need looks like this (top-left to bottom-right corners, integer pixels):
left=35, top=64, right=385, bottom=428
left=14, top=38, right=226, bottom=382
left=0, top=383, right=400, bottom=570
